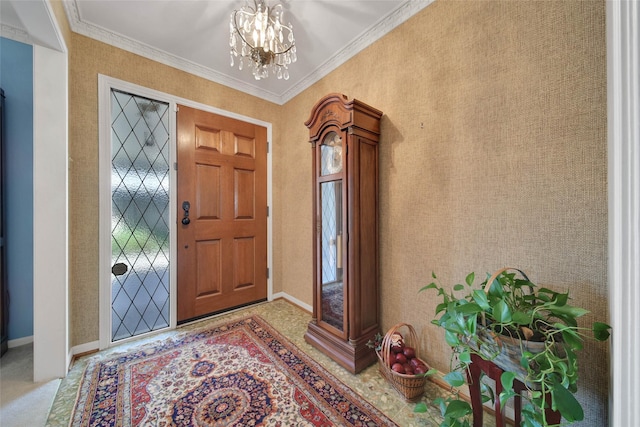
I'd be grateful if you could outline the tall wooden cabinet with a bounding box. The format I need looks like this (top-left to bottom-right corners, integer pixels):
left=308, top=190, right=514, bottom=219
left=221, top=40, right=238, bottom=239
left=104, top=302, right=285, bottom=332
left=303, top=93, right=382, bottom=374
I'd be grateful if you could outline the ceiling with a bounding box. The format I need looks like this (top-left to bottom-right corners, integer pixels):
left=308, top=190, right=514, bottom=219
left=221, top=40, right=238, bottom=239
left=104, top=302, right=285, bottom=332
left=0, top=0, right=433, bottom=105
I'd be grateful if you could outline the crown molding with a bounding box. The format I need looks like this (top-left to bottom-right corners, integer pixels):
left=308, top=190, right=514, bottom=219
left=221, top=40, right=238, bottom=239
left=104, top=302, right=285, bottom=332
left=280, top=0, right=435, bottom=103
left=62, top=0, right=434, bottom=105
left=1, top=23, right=33, bottom=45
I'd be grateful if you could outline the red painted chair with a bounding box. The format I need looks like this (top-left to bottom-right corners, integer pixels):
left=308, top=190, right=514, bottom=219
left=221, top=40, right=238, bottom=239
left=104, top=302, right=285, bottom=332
left=467, top=353, right=561, bottom=427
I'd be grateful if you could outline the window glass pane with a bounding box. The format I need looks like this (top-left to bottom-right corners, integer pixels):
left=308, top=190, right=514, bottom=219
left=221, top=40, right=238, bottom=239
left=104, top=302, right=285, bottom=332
left=110, top=89, right=170, bottom=341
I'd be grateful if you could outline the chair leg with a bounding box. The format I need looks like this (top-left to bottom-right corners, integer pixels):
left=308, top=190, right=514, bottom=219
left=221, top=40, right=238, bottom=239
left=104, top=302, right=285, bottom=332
left=544, top=393, right=561, bottom=425
left=467, top=360, right=485, bottom=427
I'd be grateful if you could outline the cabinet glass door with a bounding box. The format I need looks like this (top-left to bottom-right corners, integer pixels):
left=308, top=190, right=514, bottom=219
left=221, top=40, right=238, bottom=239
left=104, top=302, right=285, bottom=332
left=319, top=132, right=345, bottom=332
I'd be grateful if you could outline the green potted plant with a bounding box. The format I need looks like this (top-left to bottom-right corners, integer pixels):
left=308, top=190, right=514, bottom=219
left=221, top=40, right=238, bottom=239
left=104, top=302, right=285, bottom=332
left=416, top=267, right=611, bottom=427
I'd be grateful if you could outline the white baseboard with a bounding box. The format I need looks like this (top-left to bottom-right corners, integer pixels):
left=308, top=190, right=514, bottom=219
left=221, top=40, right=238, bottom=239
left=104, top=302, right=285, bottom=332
left=71, top=340, right=99, bottom=357
left=271, top=292, right=312, bottom=313
left=8, top=335, right=34, bottom=348
left=67, top=340, right=100, bottom=373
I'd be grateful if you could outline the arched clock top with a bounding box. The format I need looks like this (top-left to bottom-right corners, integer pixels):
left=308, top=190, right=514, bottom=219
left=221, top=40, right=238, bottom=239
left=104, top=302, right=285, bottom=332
left=305, top=93, right=383, bottom=144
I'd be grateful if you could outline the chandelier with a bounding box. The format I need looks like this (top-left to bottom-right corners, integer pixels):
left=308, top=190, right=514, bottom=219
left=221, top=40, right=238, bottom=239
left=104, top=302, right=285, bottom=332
left=229, top=0, right=297, bottom=80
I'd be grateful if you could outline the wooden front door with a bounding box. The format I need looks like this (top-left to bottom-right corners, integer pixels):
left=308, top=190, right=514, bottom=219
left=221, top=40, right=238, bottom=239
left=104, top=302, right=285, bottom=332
left=177, top=105, right=267, bottom=323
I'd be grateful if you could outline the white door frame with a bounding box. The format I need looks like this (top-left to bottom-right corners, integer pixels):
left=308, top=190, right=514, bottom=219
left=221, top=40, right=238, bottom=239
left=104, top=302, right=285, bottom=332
left=606, top=1, right=640, bottom=425
left=98, top=75, right=273, bottom=349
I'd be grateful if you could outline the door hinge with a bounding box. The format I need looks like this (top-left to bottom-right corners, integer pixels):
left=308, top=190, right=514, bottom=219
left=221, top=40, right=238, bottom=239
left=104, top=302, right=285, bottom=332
left=173, top=162, right=178, bottom=170
left=266, top=268, right=270, bottom=279
left=267, top=141, right=270, bottom=153
left=267, top=206, right=270, bottom=217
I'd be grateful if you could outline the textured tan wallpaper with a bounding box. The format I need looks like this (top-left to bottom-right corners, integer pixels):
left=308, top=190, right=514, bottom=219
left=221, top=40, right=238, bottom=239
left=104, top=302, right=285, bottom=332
left=279, top=1, right=608, bottom=425
left=62, top=0, right=608, bottom=424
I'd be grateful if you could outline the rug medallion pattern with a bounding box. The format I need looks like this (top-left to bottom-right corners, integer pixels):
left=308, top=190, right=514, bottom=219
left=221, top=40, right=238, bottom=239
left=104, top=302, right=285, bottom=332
left=71, top=315, right=397, bottom=426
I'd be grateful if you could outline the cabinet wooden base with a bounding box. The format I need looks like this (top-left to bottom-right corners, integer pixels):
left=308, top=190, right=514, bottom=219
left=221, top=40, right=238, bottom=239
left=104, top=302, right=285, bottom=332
left=304, top=320, right=378, bottom=374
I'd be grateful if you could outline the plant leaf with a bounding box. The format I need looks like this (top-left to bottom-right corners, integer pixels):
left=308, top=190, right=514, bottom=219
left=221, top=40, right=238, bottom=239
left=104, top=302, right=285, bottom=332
left=521, top=409, right=544, bottom=427
left=560, top=327, right=584, bottom=351
left=593, top=322, right=611, bottom=341
left=512, top=310, right=533, bottom=325
left=457, top=302, right=483, bottom=315
left=459, top=349, right=472, bottom=365
left=547, top=304, right=589, bottom=318
left=443, top=399, right=472, bottom=419
left=501, top=371, right=516, bottom=390
left=419, top=283, right=439, bottom=292
left=414, top=402, right=428, bottom=413
left=551, top=381, right=584, bottom=422
left=454, top=284, right=465, bottom=291
left=553, top=292, right=569, bottom=306
left=499, top=389, right=517, bottom=409
left=445, top=330, right=461, bottom=346
left=426, top=368, right=439, bottom=377
left=444, top=371, right=466, bottom=387
left=465, top=272, right=475, bottom=287
left=435, top=302, right=448, bottom=315
left=520, top=352, right=530, bottom=369
left=492, top=300, right=512, bottom=323
left=472, top=290, right=490, bottom=310
left=481, top=382, right=495, bottom=404
left=466, top=316, right=477, bottom=335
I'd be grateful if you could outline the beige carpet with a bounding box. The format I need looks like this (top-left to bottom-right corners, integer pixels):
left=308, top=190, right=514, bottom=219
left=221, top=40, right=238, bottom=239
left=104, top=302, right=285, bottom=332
left=0, top=344, right=61, bottom=427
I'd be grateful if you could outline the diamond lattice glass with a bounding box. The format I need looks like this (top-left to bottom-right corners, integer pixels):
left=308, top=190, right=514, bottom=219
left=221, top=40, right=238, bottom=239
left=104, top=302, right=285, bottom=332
left=110, top=89, right=170, bottom=342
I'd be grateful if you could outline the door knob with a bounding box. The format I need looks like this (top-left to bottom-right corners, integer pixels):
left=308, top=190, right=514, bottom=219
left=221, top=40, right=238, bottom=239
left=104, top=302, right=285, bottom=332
left=181, top=201, right=191, bottom=225
left=111, top=262, right=128, bottom=276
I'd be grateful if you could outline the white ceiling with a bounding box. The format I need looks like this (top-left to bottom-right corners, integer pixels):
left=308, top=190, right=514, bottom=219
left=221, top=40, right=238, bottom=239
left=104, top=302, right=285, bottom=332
left=0, top=0, right=433, bottom=104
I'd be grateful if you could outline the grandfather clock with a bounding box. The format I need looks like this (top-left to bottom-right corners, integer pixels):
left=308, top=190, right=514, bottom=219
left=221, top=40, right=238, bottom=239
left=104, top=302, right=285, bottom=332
left=303, top=93, right=382, bottom=374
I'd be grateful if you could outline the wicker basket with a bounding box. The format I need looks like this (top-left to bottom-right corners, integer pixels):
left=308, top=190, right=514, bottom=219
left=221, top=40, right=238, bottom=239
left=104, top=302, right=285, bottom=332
left=377, top=323, right=429, bottom=402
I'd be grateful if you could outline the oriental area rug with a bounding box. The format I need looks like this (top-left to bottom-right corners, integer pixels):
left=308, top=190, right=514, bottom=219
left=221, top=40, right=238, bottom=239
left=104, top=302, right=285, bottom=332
left=70, top=315, right=398, bottom=426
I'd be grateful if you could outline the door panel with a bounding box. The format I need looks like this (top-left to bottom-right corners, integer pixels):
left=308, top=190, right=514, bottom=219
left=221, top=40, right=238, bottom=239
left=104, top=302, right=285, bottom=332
left=177, top=105, right=267, bottom=322
left=196, top=164, right=221, bottom=219
left=196, top=240, right=221, bottom=296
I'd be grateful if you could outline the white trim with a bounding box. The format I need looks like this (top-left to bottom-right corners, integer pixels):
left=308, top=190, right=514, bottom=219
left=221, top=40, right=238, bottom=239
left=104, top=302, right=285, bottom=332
left=70, top=340, right=99, bottom=357
left=97, top=75, right=111, bottom=350
left=607, top=1, right=640, bottom=426
left=33, top=43, right=69, bottom=382
left=98, top=74, right=273, bottom=349
left=271, top=292, right=312, bottom=313
left=98, top=77, right=178, bottom=349
left=0, top=23, right=32, bottom=45
left=8, top=335, right=34, bottom=348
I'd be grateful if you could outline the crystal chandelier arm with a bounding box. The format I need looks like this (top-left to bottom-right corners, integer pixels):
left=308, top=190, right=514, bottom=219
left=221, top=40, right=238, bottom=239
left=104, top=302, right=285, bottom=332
left=231, top=11, right=254, bottom=56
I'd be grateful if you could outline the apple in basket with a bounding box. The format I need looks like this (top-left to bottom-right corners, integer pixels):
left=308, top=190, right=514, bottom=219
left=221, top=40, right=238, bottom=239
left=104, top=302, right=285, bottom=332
left=391, top=362, right=405, bottom=374
left=403, top=346, right=416, bottom=359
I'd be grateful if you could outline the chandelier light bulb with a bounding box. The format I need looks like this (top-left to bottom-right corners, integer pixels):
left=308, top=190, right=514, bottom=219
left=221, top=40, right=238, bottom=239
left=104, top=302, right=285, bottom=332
left=229, top=0, right=297, bottom=80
